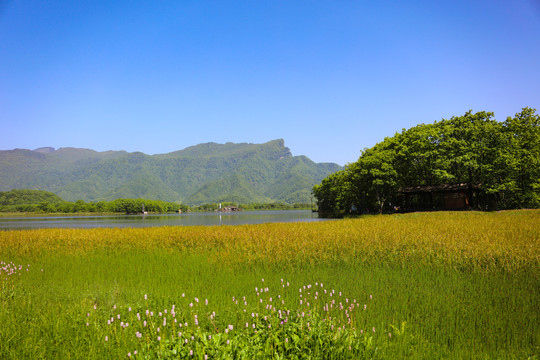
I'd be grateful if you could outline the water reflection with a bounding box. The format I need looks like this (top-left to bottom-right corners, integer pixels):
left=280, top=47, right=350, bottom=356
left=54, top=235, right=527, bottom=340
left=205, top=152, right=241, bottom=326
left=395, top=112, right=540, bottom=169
left=0, top=210, right=324, bottom=230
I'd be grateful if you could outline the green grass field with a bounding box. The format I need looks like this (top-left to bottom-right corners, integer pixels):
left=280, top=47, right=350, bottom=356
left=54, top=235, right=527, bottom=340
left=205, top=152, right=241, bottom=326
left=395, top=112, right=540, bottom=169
left=1, top=210, right=539, bottom=359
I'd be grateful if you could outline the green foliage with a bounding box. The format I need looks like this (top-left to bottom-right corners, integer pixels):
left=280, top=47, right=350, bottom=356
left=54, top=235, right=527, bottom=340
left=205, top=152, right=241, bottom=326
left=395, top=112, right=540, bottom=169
left=0, top=193, right=313, bottom=214
left=0, top=189, right=63, bottom=206
left=129, top=302, right=381, bottom=359
left=0, top=193, right=187, bottom=215
left=107, top=198, right=183, bottom=214
left=0, top=140, right=342, bottom=206
left=240, top=202, right=311, bottom=211
left=314, top=108, right=540, bottom=215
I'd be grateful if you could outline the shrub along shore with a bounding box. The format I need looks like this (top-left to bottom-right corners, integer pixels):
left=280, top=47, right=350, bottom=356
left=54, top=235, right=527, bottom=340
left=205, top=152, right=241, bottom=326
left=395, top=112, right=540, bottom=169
left=0, top=189, right=311, bottom=215
left=1, top=210, right=539, bottom=359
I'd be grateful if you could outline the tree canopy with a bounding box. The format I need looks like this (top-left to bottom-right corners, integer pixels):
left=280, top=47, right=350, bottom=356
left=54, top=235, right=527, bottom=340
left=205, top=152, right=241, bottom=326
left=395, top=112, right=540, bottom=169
left=0, top=190, right=187, bottom=214
left=0, top=189, right=63, bottom=206
left=313, top=108, right=540, bottom=216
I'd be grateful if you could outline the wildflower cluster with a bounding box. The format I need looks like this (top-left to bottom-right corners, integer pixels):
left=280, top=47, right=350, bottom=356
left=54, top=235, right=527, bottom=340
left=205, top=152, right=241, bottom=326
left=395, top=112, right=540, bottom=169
left=1, top=261, right=33, bottom=281
left=85, top=279, right=390, bottom=358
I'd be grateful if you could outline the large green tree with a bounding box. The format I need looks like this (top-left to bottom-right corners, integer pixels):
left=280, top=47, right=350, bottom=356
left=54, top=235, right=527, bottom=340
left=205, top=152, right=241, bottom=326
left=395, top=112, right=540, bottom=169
left=314, top=108, right=540, bottom=216
left=497, top=107, right=540, bottom=207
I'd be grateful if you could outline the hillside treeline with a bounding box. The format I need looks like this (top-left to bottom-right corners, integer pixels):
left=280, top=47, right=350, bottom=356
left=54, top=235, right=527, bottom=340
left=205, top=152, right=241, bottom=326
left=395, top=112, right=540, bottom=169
left=0, top=190, right=187, bottom=214
left=313, top=108, right=540, bottom=216
left=0, top=189, right=63, bottom=206
left=0, top=189, right=311, bottom=214
left=192, top=202, right=311, bottom=212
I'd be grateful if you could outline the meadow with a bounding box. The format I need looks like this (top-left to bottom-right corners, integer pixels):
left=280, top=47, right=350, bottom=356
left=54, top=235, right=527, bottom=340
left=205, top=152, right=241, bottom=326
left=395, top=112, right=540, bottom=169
left=0, top=210, right=539, bottom=359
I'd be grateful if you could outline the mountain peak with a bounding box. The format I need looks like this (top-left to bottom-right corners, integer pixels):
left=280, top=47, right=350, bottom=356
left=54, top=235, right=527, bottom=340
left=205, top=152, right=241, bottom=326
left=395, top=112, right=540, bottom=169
left=34, top=147, right=55, bottom=154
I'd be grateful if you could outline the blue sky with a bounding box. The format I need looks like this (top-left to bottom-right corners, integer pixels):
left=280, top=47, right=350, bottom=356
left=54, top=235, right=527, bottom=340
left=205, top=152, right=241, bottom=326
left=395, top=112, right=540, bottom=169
left=1, top=1, right=539, bottom=165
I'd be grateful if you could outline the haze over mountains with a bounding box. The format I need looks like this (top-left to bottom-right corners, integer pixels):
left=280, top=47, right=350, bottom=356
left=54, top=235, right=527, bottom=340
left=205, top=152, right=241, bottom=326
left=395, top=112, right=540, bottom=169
left=0, top=140, right=342, bottom=205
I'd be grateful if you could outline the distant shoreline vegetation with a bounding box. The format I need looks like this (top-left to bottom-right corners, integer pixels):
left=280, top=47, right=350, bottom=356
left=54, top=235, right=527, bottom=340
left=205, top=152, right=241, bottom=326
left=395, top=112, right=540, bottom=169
left=191, top=202, right=311, bottom=212
left=0, top=189, right=311, bottom=215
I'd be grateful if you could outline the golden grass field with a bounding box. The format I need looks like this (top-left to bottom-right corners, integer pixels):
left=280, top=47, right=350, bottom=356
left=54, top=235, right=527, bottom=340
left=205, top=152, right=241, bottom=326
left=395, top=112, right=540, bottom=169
left=2, top=210, right=538, bottom=272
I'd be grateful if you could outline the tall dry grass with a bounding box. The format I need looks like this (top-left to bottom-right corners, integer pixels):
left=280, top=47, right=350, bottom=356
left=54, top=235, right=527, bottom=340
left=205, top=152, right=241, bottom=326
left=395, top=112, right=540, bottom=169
left=2, top=210, right=538, bottom=272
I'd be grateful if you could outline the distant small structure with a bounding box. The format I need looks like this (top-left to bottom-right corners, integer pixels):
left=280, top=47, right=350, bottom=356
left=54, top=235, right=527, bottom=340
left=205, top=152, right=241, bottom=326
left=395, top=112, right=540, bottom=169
left=221, top=206, right=239, bottom=212
left=398, top=183, right=482, bottom=211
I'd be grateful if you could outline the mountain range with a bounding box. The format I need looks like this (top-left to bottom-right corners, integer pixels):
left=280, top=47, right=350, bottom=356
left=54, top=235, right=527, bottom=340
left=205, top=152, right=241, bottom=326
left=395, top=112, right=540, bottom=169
left=0, top=140, right=342, bottom=205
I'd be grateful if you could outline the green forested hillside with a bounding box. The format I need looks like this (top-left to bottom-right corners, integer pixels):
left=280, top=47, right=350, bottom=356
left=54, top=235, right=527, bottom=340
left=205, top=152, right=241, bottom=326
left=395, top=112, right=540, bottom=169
left=0, top=140, right=341, bottom=205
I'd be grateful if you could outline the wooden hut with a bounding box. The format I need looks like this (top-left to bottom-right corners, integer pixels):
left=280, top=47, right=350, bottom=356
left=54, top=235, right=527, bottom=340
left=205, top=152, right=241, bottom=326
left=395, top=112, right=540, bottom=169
left=398, top=183, right=482, bottom=211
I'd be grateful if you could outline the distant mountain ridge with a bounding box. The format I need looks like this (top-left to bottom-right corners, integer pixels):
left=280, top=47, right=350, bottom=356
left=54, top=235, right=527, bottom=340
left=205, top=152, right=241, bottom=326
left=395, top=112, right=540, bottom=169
left=0, top=140, right=342, bottom=205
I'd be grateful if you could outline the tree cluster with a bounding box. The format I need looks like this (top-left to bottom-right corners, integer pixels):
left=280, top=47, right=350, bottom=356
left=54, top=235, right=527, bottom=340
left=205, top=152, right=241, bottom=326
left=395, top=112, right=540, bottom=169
left=313, top=108, right=540, bottom=216
left=0, top=190, right=312, bottom=214
left=0, top=189, right=63, bottom=206
left=242, top=202, right=311, bottom=210
left=189, top=202, right=312, bottom=212
left=0, top=197, right=188, bottom=215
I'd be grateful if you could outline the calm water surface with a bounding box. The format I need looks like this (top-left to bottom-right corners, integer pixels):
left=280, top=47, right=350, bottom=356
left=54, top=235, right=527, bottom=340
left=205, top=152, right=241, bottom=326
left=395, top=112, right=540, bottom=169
left=0, top=210, right=324, bottom=230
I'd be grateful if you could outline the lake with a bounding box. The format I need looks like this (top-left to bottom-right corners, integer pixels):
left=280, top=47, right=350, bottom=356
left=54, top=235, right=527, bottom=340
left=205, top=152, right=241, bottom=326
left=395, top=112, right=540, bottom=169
left=0, top=210, right=325, bottom=230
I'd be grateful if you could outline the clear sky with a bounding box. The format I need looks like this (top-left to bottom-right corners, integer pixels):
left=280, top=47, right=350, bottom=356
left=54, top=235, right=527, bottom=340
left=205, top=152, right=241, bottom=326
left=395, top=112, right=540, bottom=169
left=1, top=1, right=539, bottom=165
